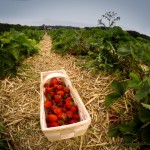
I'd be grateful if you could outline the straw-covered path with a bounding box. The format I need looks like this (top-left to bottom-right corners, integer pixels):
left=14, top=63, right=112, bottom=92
left=0, top=34, right=136, bottom=150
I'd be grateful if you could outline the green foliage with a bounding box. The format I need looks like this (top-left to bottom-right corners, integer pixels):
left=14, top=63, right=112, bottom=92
left=0, top=122, right=8, bottom=150
left=108, top=115, right=143, bottom=142
left=128, top=74, right=150, bottom=102
left=0, top=23, right=41, bottom=35
left=49, top=29, right=88, bottom=55
left=49, top=26, right=150, bottom=76
left=22, top=29, right=45, bottom=42
left=105, top=80, right=128, bottom=108
left=0, top=29, right=40, bottom=78
left=106, top=73, right=150, bottom=148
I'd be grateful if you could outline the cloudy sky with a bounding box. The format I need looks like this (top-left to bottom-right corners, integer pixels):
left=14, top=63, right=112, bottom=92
left=0, top=0, right=150, bottom=36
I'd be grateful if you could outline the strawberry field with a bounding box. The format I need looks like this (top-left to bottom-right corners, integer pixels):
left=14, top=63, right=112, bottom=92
left=0, top=26, right=150, bottom=150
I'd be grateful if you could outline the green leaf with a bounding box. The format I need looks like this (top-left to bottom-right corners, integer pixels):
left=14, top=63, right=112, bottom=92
left=121, top=80, right=129, bottom=94
left=128, top=80, right=140, bottom=88
left=105, top=92, right=121, bottom=108
left=4, top=57, right=13, bottom=68
left=141, top=121, right=150, bottom=129
left=135, top=86, right=149, bottom=101
left=108, top=125, right=120, bottom=137
left=129, top=72, right=141, bottom=82
left=117, top=45, right=130, bottom=56
left=123, top=134, right=135, bottom=143
left=11, top=42, right=19, bottom=48
left=10, top=48, right=20, bottom=61
left=141, top=124, right=150, bottom=143
left=0, top=122, right=5, bottom=133
left=110, top=80, right=128, bottom=95
left=110, top=80, right=121, bottom=93
left=119, top=123, right=136, bottom=135
left=0, top=140, right=8, bottom=150
left=141, top=103, right=150, bottom=111
left=0, top=38, right=10, bottom=44
left=139, top=105, right=150, bottom=123
left=122, top=143, right=150, bottom=147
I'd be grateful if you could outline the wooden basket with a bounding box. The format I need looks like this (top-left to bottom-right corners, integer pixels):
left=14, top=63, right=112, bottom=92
left=40, top=69, right=91, bottom=141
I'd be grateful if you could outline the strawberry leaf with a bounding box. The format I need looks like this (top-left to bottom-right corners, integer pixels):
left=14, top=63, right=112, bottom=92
left=139, top=105, right=150, bottom=123
left=117, top=45, right=131, bottom=56
left=130, top=72, right=141, bottom=82
left=105, top=92, right=121, bottom=108
left=141, top=124, right=150, bottom=143
left=110, top=80, right=128, bottom=95
left=135, top=86, right=149, bottom=101
left=108, top=125, right=120, bottom=137
left=141, top=103, right=150, bottom=111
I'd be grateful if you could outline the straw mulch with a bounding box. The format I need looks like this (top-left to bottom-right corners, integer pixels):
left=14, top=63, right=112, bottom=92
left=0, top=34, right=137, bottom=150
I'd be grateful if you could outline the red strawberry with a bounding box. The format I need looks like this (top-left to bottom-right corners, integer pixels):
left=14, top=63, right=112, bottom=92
left=58, top=112, right=67, bottom=121
left=63, top=87, right=70, bottom=93
left=50, top=77, right=58, bottom=86
left=46, top=114, right=58, bottom=122
left=44, top=83, right=49, bottom=88
left=47, top=110, right=53, bottom=115
left=70, top=105, right=78, bottom=113
left=69, top=119, right=78, bottom=124
left=62, top=107, right=67, bottom=112
left=53, top=108, right=62, bottom=115
left=57, top=91, right=65, bottom=97
left=44, top=100, right=52, bottom=109
left=66, top=111, right=73, bottom=119
left=54, top=95, right=62, bottom=103
left=58, top=80, right=62, bottom=85
left=51, top=105, right=58, bottom=112
left=50, top=91, right=55, bottom=97
left=65, top=97, right=72, bottom=102
left=65, top=100, right=74, bottom=109
left=45, top=87, right=53, bottom=92
left=57, top=85, right=64, bottom=91
left=53, top=84, right=58, bottom=90
left=58, top=101, right=63, bottom=107
left=73, top=114, right=80, bottom=120
left=47, top=122, right=59, bottom=127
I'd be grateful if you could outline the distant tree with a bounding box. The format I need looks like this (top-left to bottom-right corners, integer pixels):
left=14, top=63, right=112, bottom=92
left=42, top=24, right=46, bottom=30
left=98, top=11, right=120, bottom=27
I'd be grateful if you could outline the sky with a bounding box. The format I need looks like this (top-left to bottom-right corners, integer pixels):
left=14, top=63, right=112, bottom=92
left=0, top=0, right=150, bottom=36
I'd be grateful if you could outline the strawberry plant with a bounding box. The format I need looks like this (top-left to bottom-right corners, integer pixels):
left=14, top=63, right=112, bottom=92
left=50, top=29, right=88, bottom=55
left=22, top=29, right=45, bottom=42
left=0, top=29, right=40, bottom=78
left=49, top=27, right=150, bottom=76
left=43, top=77, right=80, bottom=127
left=105, top=73, right=150, bottom=148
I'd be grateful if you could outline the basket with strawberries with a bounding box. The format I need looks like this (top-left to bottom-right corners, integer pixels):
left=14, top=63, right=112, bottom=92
left=40, top=70, right=91, bottom=141
left=44, top=77, right=80, bottom=127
